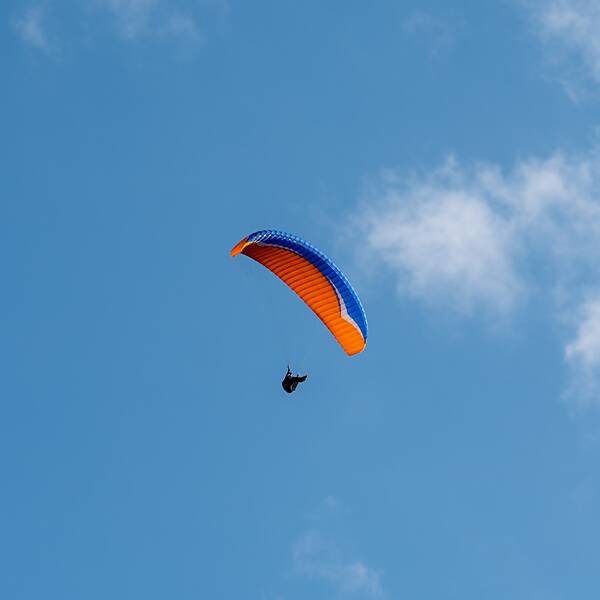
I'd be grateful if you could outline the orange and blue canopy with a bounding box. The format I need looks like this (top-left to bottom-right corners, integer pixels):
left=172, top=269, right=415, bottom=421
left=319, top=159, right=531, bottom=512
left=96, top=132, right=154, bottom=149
left=231, top=230, right=368, bottom=356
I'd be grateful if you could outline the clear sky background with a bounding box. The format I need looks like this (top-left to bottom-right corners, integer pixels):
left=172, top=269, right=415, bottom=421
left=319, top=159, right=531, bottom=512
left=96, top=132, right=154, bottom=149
left=3, top=1, right=600, bottom=599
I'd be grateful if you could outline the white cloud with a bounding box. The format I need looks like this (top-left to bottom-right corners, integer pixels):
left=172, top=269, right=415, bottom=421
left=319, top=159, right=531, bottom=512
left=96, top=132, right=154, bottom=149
left=526, top=0, right=600, bottom=94
left=293, top=530, right=384, bottom=598
left=351, top=150, right=600, bottom=407
left=566, top=298, right=600, bottom=368
left=565, top=295, right=600, bottom=410
left=13, top=6, right=50, bottom=53
left=362, top=174, right=520, bottom=314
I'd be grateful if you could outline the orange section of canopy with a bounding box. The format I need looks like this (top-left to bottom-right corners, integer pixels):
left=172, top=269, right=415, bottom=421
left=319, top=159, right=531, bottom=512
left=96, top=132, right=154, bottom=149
left=239, top=242, right=365, bottom=355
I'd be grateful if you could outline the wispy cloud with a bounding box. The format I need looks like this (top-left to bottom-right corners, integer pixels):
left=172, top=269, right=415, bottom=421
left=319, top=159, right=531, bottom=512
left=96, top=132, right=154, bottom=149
left=99, top=0, right=200, bottom=43
left=101, top=0, right=159, bottom=40
left=403, top=10, right=458, bottom=58
left=161, top=13, right=201, bottom=43
left=350, top=150, right=600, bottom=408
left=293, top=530, right=384, bottom=598
left=565, top=295, right=600, bottom=410
left=13, top=5, right=51, bottom=53
left=11, top=1, right=221, bottom=55
left=525, top=0, right=600, bottom=97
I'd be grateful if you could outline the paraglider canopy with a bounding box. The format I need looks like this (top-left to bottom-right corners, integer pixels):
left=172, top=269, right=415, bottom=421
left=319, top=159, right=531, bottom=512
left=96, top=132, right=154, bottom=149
left=231, top=230, right=368, bottom=356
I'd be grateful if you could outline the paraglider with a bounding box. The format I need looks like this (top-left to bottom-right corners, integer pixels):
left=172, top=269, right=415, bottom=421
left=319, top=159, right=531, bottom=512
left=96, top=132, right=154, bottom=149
left=230, top=229, right=367, bottom=391
left=281, top=366, right=307, bottom=394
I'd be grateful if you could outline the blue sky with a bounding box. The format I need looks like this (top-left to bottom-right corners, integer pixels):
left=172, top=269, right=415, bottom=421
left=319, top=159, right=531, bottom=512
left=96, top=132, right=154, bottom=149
left=4, top=1, right=600, bottom=598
